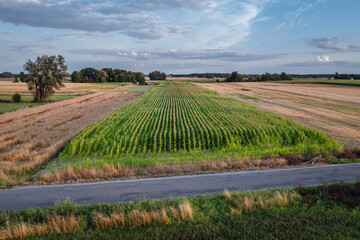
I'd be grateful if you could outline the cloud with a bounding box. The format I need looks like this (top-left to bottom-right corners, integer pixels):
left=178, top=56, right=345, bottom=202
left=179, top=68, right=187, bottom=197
left=316, top=55, right=330, bottom=62
left=0, top=0, right=177, bottom=39
left=307, top=37, right=360, bottom=52
left=278, top=0, right=327, bottom=29
left=286, top=60, right=360, bottom=68
left=0, top=0, right=273, bottom=46
left=69, top=48, right=280, bottom=62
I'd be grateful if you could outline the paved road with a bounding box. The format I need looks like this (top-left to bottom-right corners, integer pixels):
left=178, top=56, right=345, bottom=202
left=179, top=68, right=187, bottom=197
left=1, top=163, right=359, bottom=211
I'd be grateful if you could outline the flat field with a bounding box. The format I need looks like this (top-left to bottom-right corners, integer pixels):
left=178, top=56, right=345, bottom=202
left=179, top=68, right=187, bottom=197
left=274, top=78, right=360, bottom=87
left=200, top=82, right=360, bottom=148
left=0, top=81, right=132, bottom=114
left=0, top=83, right=145, bottom=187
left=53, top=83, right=339, bottom=180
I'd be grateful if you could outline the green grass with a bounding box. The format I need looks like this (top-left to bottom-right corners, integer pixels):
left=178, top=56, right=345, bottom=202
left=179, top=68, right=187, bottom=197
left=118, top=83, right=156, bottom=92
left=167, top=78, right=218, bottom=83
left=273, top=78, right=360, bottom=87
left=0, top=95, right=82, bottom=114
left=58, top=83, right=340, bottom=169
left=0, top=182, right=359, bottom=239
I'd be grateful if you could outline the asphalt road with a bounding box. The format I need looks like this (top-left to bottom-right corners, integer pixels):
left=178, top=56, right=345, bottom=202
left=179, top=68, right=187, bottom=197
left=1, top=163, right=359, bottom=211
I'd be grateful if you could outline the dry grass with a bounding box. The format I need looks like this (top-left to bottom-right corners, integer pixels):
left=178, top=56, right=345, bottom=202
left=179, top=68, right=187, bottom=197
left=223, top=190, right=231, bottom=200
left=38, top=158, right=290, bottom=184
left=0, top=215, right=85, bottom=240
left=95, top=200, right=193, bottom=231
left=0, top=90, right=143, bottom=186
left=227, top=190, right=301, bottom=215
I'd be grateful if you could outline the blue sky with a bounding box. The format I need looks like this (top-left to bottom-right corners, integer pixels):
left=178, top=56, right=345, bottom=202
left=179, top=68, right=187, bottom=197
left=0, top=0, right=359, bottom=74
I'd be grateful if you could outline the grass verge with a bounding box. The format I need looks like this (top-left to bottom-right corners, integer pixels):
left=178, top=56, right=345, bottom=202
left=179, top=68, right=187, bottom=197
left=0, top=182, right=359, bottom=239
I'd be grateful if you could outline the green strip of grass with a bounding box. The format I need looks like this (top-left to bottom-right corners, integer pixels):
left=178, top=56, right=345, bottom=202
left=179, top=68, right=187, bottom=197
left=0, top=95, right=82, bottom=114
left=0, top=182, right=359, bottom=239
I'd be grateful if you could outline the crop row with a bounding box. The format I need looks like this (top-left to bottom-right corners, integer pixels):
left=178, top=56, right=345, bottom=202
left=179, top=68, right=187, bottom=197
left=59, top=83, right=338, bottom=161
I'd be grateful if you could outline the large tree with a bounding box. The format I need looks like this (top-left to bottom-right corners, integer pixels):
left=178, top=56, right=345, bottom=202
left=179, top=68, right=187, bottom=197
left=24, top=55, right=68, bottom=102
left=149, top=70, right=166, bottom=80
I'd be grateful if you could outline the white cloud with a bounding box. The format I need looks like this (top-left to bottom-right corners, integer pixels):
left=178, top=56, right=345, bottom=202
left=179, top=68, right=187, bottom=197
left=316, top=55, right=330, bottom=62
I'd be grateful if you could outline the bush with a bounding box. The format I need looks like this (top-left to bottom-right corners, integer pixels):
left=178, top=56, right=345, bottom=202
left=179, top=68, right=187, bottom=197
left=12, top=93, right=21, bottom=103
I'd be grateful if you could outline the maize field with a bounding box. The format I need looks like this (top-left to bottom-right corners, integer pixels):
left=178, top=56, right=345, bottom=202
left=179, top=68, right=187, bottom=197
left=59, top=83, right=340, bottom=167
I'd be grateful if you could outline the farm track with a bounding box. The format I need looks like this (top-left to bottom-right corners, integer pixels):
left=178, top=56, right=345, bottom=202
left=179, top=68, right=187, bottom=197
left=0, top=163, right=359, bottom=211
left=0, top=87, right=143, bottom=179
left=199, top=82, right=360, bottom=147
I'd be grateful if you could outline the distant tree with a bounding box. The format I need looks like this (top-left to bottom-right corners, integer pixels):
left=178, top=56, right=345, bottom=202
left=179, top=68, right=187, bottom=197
left=23, top=55, right=68, bottom=102
left=334, top=72, right=339, bottom=79
left=261, top=73, right=273, bottom=81
left=135, top=72, right=146, bottom=85
left=272, top=73, right=280, bottom=81
left=98, top=70, right=108, bottom=83
left=80, top=68, right=99, bottom=82
left=71, top=71, right=82, bottom=82
left=19, top=71, right=27, bottom=82
left=13, top=76, right=19, bottom=83
left=149, top=70, right=167, bottom=80
left=1, top=72, right=14, bottom=78
left=226, top=71, right=244, bottom=82
left=280, top=72, right=292, bottom=80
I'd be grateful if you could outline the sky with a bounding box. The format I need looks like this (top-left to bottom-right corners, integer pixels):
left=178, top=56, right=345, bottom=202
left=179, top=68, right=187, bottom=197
left=0, top=0, right=359, bottom=74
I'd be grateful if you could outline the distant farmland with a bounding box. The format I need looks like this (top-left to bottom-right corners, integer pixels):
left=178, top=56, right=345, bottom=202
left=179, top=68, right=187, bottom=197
left=58, top=83, right=340, bottom=170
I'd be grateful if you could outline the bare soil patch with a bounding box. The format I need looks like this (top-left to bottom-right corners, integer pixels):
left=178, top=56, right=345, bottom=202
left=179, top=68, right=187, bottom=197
left=199, top=82, right=360, bottom=148
left=0, top=90, right=143, bottom=183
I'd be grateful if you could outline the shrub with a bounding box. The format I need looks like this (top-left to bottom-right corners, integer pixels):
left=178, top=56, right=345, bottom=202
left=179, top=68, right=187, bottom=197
left=12, top=93, right=21, bottom=103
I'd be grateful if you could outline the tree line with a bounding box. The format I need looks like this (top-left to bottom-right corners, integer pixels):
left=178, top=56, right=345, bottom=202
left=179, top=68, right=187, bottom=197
left=71, top=68, right=146, bottom=85
left=335, top=72, right=360, bottom=80
left=224, top=71, right=293, bottom=82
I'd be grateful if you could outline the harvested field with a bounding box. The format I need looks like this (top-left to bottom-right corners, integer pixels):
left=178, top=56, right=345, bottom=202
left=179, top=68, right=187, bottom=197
left=199, top=82, right=360, bottom=147
left=0, top=89, right=143, bottom=186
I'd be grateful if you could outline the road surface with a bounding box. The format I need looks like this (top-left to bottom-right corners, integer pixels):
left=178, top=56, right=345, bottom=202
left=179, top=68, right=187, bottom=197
left=0, top=163, right=359, bottom=211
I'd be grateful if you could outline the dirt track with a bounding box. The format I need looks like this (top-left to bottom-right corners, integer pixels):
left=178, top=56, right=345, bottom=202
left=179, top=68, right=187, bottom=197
left=0, top=89, right=143, bottom=178
left=199, top=82, right=360, bottom=147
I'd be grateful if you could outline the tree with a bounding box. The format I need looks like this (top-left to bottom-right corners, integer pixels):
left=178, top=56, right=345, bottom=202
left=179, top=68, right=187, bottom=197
left=71, top=71, right=82, bottom=82
left=225, top=71, right=244, bottom=82
left=149, top=70, right=166, bottom=80
left=98, top=70, right=108, bottom=83
left=24, top=55, right=68, bottom=102
left=80, top=68, right=99, bottom=82
left=135, top=72, right=146, bottom=85
left=1, top=72, right=14, bottom=78
left=19, top=71, right=27, bottom=82
left=261, top=73, right=273, bottom=81
left=280, top=72, right=292, bottom=80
